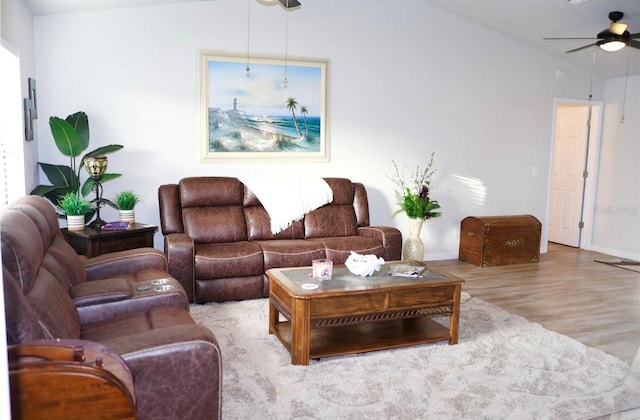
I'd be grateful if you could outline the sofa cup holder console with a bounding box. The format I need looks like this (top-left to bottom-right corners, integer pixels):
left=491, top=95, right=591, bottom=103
left=136, top=279, right=175, bottom=293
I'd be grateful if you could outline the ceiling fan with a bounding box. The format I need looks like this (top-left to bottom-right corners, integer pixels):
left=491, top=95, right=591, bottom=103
left=544, top=11, right=640, bottom=53
left=279, top=0, right=301, bottom=8
left=260, top=0, right=301, bottom=9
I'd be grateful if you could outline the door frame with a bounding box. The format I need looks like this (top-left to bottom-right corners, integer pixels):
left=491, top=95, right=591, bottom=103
left=547, top=97, right=603, bottom=250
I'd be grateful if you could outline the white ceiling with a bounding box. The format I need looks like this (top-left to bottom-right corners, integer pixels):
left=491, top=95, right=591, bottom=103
left=21, top=0, right=207, bottom=15
left=420, top=0, right=640, bottom=79
left=22, top=0, right=640, bottom=79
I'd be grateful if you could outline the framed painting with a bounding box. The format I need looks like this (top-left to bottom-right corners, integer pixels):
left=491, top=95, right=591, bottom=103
left=198, top=50, right=329, bottom=162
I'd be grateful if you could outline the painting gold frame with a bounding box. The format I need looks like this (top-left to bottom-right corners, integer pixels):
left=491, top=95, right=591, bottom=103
left=198, top=50, right=329, bottom=162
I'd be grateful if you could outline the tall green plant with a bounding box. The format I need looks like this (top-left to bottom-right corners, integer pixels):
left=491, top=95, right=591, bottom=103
left=30, top=111, right=123, bottom=217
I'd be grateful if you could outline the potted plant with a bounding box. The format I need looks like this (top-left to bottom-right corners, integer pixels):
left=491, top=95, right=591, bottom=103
left=30, top=111, right=123, bottom=218
left=114, top=191, right=141, bottom=223
left=57, top=192, right=94, bottom=231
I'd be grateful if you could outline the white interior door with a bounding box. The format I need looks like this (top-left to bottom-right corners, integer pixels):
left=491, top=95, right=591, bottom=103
left=548, top=104, right=589, bottom=247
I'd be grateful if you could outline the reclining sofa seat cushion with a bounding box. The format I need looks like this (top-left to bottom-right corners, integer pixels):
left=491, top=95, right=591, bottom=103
left=178, top=177, right=265, bottom=303
left=303, top=178, right=384, bottom=262
left=245, top=185, right=327, bottom=276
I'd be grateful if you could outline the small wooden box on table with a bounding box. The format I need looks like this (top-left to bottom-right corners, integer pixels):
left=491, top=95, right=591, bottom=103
left=62, top=223, right=158, bottom=258
left=459, top=215, right=541, bottom=267
left=266, top=263, right=464, bottom=366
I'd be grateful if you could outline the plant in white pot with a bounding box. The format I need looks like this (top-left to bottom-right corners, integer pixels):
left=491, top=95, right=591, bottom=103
left=58, top=192, right=95, bottom=231
left=114, top=191, right=141, bottom=223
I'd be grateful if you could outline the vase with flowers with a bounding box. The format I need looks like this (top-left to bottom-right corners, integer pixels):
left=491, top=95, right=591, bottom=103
left=388, top=152, right=442, bottom=261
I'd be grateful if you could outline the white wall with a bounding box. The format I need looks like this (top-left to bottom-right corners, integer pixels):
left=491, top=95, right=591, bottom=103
left=591, top=74, right=640, bottom=260
left=2, top=0, right=37, bottom=195
left=30, top=0, right=624, bottom=260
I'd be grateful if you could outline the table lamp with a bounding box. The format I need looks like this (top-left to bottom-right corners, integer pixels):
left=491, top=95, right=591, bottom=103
left=84, top=156, right=108, bottom=228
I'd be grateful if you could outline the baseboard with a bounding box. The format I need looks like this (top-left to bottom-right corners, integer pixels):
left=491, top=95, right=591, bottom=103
left=589, top=245, right=640, bottom=261
left=425, top=252, right=459, bottom=261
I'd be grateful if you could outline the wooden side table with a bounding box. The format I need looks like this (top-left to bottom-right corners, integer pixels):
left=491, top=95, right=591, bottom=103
left=61, top=223, right=158, bottom=258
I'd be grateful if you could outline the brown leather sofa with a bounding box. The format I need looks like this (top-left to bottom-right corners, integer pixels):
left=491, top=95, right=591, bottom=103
left=158, top=177, right=402, bottom=303
left=2, top=196, right=222, bottom=420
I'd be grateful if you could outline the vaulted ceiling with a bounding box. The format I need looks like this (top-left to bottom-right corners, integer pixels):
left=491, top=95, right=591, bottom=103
left=22, top=0, right=640, bottom=79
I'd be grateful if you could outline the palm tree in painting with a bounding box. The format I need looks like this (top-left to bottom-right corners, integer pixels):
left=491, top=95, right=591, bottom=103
left=300, top=106, right=310, bottom=138
left=286, top=97, right=302, bottom=137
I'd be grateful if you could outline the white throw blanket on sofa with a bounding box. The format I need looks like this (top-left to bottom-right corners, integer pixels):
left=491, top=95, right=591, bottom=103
left=240, top=177, right=333, bottom=234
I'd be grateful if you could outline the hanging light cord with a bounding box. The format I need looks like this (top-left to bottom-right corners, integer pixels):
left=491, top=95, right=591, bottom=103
left=246, top=0, right=251, bottom=74
left=588, top=47, right=596, bottom=101
left=620, top=48, right=630, bottom=124
left=283, top=0, right=289, bottom=87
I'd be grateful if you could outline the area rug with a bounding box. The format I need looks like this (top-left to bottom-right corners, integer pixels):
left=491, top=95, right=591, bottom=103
left=189, top=293, right=640, bottom=419
left=594, top=258, right=640, bottom=273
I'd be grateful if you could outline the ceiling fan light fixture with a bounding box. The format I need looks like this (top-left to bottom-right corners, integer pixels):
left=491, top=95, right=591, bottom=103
left=609, top=22, right=628, bottom=36
left=599, top=40, right=625, bottom=52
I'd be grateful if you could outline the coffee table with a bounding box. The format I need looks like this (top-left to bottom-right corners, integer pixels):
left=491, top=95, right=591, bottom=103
left=266, top=262, right=465, bottom=365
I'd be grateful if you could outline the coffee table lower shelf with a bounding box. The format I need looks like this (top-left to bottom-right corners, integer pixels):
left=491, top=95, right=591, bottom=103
left=270, top=316, right=451, bottom=361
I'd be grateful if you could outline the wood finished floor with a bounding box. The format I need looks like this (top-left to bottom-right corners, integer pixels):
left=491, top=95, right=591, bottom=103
left=428, top=243, right=640, bottom=365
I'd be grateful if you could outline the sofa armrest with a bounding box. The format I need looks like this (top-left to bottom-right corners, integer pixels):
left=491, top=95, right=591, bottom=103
left=164, top=233, right=195, bottom=302
left=84, top=247, right=169, bottom=281
left=71, top=277, right=132, bottom=307
left=106, top=325, right=221, bottom=420
left=358, top=226, right=402, bottom=261
left=74, top=277, right=189, bottom=325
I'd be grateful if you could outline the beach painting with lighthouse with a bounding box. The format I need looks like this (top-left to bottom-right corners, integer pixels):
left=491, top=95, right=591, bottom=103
left=199, top=51, right=328, bottom=161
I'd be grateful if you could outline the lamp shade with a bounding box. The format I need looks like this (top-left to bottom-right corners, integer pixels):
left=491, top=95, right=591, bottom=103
left=599, top=40, right=625, bottom=52
left=84, top=156, right=108, bottom=177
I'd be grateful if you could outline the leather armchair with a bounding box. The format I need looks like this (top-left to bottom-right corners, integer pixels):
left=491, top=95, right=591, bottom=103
left=2, top=196, right=222, bottom=420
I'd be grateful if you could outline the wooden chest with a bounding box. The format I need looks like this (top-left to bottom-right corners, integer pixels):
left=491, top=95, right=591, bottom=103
left=459, top=215, right=541, bottom=267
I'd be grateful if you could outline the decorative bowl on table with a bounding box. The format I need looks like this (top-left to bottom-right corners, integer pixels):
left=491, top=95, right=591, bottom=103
left=345, top=251, right=385, bottom=277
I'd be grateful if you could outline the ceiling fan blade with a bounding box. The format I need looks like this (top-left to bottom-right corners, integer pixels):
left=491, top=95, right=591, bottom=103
left=543, top=37, right=597, bottom=41
left=566, top=42, right=597, bottom=53
left=629, top=32, right=640, bottom=39
left=628, top=39, right=640, bottom=49
left=278, top=0, right=301, bottom=8
left=609, top=22, right=628, bottom=36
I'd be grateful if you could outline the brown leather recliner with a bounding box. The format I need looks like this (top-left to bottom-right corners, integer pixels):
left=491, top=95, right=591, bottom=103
left=158, top=177, right=402, bottom=303
left=2, top=196, right=222, bottom=420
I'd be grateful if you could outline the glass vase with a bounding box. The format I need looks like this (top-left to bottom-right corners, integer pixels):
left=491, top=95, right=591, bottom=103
left=402, top=217, right=424, bottom=261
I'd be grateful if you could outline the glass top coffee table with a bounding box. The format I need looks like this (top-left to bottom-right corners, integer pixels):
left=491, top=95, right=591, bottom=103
left=266, top=262, right=465, bottom=365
